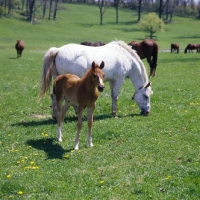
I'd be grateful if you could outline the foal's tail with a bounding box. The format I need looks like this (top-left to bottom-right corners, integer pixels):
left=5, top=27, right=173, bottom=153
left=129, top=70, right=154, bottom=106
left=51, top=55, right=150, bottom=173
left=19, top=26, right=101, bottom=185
left=40, top=47, right=60, bottom=97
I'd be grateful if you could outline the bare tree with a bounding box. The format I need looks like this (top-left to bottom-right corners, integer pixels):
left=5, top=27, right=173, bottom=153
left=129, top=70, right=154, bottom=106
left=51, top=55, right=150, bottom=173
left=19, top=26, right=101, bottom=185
left=137, top=0, right=142, bottom=22
left=94, top=0, right=110, bottom=25
left=114, top=0, right=120, bottom=24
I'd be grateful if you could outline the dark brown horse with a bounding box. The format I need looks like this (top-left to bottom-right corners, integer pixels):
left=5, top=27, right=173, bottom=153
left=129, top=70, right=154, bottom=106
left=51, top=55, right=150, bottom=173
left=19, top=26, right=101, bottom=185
left=53, top=61, right=105, bottom=150
left=128, top=39, right=158, bottom=77
left=184, top=44, right=199, bottom=53
left=81, top=41, right=105, bottom=46
left=15, top=40, right=25, bottom=58
left=171, top=43, right=179, bottom=53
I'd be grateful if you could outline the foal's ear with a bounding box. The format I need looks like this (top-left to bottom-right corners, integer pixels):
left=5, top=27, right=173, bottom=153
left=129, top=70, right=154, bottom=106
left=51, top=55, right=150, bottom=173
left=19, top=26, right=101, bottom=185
left=100, top=61, right=105, bottom=69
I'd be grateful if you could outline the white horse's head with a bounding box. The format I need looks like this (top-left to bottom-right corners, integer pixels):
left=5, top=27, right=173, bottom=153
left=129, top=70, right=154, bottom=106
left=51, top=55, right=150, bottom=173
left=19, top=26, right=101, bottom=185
left=132, top=82, right=153, bottom=116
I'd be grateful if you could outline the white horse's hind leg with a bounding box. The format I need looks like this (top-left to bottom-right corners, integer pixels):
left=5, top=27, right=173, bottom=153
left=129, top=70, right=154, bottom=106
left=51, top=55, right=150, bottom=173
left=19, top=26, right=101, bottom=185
left=74, top=106, right=84, bottom=150
left=87, top=106, right=95, bottom=148
left=51, top=93, right=57, bottom=119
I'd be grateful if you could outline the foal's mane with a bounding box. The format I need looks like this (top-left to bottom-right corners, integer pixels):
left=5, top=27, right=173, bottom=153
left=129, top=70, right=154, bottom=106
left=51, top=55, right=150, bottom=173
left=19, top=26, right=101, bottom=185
left=107, top=40, right=148, bottom=84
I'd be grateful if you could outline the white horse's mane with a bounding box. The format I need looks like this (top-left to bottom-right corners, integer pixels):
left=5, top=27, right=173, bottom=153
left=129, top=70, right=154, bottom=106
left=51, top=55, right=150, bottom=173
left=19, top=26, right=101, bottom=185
left=107, top=40, right=148, bottom=84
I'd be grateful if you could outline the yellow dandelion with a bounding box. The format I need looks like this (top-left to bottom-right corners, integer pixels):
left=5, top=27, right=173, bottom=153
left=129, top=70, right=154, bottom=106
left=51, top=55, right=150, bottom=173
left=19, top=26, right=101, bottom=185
left=100, top=180, right=104, bottom=185
left=28, top=146, right=32, bottom=148
left=30, top=161, right=34, bottom=165
left=8, top=134, right=11, bottom=137
left=63, top=154, right=69, bottom=159
left=18, top=191, right=23, bottom=195
left=165, top=175, right=172, bottom=180
left=44, top=134, right=48, bottom=137
left=71, top=150, right=74, bottom=153
left=7, top=174, right=11, bottom=178
left=32, top=166, right=39, bottom=169
left=16, top=161, right=20, bottom=164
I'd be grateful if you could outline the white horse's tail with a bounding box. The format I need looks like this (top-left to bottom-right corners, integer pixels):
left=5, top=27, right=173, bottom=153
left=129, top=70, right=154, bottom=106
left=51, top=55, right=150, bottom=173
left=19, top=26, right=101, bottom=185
left=40, top=47, right=59, bottom=97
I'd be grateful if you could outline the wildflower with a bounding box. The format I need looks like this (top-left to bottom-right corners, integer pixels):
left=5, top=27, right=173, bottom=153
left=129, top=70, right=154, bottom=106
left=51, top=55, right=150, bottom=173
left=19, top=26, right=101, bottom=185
left=7, top=174, right=11, bottom=178
left=165, top=175, right=172, bottom=180
left=28, top=146, right=32, bottom=148
left=18, top=191, right=23, bottom=195
left=30, top=161, right=34, bottom=165
left=16, top=161, right=20, bottom=164
left=63, top=154, right=70, bottom=159
left=32, top=166, right=39, bottom=169
left=100, top=180, right=104, bottom=185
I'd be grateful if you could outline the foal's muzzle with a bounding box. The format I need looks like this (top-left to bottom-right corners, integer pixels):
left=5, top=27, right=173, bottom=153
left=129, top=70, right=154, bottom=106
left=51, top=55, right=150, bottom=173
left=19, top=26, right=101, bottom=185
left=98, top=85, right=105, bottom=92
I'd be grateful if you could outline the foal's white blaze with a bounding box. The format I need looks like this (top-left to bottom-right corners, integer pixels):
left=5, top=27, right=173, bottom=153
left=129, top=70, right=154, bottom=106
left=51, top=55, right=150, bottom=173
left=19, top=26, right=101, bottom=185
left=98, top=75, right=104, bottom=85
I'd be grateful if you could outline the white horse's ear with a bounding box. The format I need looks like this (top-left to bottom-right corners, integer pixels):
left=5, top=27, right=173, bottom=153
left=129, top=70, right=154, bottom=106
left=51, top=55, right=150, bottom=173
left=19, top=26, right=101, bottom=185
left=145, top=82, right=152, bottom=88
left=100, top=61, right=105, bottom=69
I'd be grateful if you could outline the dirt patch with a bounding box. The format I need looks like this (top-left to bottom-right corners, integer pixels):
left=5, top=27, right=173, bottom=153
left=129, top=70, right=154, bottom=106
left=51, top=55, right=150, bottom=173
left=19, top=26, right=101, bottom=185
left=31, top=114, right=52, bottom=119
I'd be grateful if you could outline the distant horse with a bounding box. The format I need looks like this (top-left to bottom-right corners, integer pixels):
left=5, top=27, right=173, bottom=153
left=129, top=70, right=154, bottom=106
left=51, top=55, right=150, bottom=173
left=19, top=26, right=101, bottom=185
left=15, top=40, right=24, bottom=58
left=53, top=61, right=105, bottom=150
left=40, top=40, right=153, bottom=119
left=128, top=39, right=158, bottom=78
left=81, top=41, right=105, bottom=46
left=184, top=44, right=199, bottom=53
left=171, top=43, right=179, bottom=53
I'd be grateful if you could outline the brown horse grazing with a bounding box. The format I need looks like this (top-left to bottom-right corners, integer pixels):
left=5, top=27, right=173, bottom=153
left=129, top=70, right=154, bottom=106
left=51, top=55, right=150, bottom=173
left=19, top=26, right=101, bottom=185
left=15, top=40, right=25, bottom=58
left=53, top=61, right=105, bottom=150
left=184, top=44, right=199, bottom=53
left=128, top=39, right=158, bottom=78
left=81, top=41, right=105, bottom=46
left=171, top=43, right=179, bottom=53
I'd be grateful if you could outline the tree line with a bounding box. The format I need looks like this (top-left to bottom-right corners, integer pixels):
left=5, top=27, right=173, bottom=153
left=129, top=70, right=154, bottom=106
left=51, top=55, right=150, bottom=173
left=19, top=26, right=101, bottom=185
left=0, top=0, right=200, bottom=24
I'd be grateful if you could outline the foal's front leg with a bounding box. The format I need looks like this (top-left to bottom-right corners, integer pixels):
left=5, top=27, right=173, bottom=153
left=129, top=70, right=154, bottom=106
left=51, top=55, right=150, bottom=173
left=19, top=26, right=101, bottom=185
left=87, top=104, right=95, bottom=148
left=74, top=106, right=84, bottom=150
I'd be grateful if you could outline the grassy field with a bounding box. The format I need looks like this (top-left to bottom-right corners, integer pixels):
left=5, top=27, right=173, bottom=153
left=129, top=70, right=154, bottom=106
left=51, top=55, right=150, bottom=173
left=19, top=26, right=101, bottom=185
left=0, top=3, right=200, bottom=199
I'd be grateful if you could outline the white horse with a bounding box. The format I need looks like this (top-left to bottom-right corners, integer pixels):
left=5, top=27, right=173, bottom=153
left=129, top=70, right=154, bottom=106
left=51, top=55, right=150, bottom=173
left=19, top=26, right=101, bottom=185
left=40, top=40, right=153, bottom=118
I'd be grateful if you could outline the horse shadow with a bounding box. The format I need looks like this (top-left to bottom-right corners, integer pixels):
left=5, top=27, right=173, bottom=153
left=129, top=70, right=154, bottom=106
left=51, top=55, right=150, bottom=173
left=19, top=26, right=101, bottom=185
left=11, top=112, right=140, bottom=127
left=26, top=138, right=73, bottom=159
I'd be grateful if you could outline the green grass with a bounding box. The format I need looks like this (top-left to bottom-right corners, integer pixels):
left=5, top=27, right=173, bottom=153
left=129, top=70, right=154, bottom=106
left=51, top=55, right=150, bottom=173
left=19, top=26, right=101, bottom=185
left=0, top=3, right=200, bottom=199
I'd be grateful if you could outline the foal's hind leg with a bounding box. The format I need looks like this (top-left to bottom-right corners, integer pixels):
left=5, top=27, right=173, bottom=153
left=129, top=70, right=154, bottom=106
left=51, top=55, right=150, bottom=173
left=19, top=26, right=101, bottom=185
left=87, top=105, right=95, bottom=148
left=57, top=99, right=71, bottom=142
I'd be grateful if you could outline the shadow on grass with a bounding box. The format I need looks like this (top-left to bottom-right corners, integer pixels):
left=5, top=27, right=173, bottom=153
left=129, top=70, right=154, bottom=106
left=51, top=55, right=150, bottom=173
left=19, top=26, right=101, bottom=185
left=26, top=138, right=73, bottom=159
left=11, top=114, right=112, bottom=127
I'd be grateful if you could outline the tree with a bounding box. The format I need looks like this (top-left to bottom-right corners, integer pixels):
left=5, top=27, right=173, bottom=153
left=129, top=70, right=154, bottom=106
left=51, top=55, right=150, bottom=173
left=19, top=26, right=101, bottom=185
left=140, top=12, right=164, bottom=38
left=113, top=0, right=120, bottom=24
left=137, top=0, right=142, bottom=22
left=94, top=0, right=110, bottom=25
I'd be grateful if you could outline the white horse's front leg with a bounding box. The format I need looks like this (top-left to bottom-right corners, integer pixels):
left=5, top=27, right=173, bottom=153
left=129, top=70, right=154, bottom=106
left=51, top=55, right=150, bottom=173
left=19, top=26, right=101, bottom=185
left=87, top=105, right=95, bottom=148
left=110, top=80, right=123, bottom=118
left=74, top=106, right=84, bottom=150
